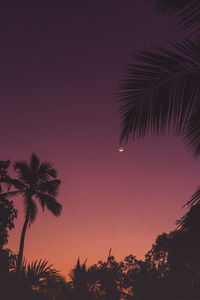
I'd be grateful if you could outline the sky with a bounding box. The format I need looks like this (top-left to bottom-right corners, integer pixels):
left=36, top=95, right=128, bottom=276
left=2, top=0, right=200, bottom=277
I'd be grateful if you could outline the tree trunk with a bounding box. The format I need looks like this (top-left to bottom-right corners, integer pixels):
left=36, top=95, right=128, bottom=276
left=16, top=214, right=29, bottom=278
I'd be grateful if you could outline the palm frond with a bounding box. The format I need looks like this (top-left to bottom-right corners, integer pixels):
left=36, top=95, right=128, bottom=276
left=30, top=153, right=40, bottom=176
left=146, top=0, right=188, bottom=13
left=26, top=259, right=61, bottom=295
left=24, top=197, right=38, bottom=224
left=37, top=179, right=61, bottom=196
left=176, top=203, right=200, bottom=233
left=185, top=99, right=200, bottom=156
left=14, top=161, right=31, bottom=183
left=119, top=39, right=200, bottom=156
left=35, top=192, right=62, bottom=216
left=146, top=0, right=200, bottom=34
left=177, top=1, right=200, bottom=34
left=185, top=187, right=200, bottom=207
left=38, top=162, right=57, bottom=179
left=25, top=259, right=58, bottom=283
left=1, top=190, right=23, bottom=198
left=10, top=256, right=59, bottom=289
left=3, top=177, right=26, bottom=190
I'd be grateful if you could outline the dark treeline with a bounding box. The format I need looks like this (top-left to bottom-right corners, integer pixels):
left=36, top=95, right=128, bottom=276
left=1, top=157, right=200, bottom=299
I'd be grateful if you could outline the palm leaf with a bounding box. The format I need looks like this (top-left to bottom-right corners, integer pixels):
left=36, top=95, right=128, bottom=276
left=185, top=101, right=200, bottom=155
left=25, top=259, right=57, bottom=283
left=37, top=179, right=61, bottom=196
left=184, top=187, right=200, bottom=208
left=146, top=0, right=188, bottom=13
left=10, top=257, right=59, bottom=289
left=178, top=1, right=200, bottom=34
left=176, top=203, right=200, bottom=233
left=119, top=39, right=200, bottom=156
left=35, top=192, right=62, bottom=216
left=3, top=177, right=26, bottom=190
left=146, top=0, right=200, bottom=34
left=14, top=161, right=31, bottom=183
left=38, top=162, right=57, bottom=179
left=1, top=190, right=23, bottom=198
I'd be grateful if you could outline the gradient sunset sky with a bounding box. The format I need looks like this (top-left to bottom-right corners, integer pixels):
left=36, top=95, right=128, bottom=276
left=3, top=0, right=200, bottom=277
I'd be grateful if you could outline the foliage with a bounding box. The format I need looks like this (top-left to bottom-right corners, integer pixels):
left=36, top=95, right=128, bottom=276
left=1, top=221, right=200, bottom=299
left=3, top=254, right=64, bottom=299
left=0, top=197, right=17, bottom=248
left=119, top=39, right=200, bottom=156
left=146, top=0, right=188, bottom=13
left=146, top=0, right=200, bottom=34
left=0, top=160, right=17, bottom=248
left=119, top=1, right=200, bottom=154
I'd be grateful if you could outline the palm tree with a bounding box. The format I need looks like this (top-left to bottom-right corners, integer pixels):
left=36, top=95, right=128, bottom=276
left=9, top=256, right=65, bottom=299
left=23, top=259, right=59, bottom=292
left=10, top=256, right=58, bottom=286
left=6, top=153, right=62, bottom=277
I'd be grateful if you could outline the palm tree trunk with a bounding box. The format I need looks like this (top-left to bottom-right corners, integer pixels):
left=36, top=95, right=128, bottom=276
left=16, top=214, right=29, bottom=278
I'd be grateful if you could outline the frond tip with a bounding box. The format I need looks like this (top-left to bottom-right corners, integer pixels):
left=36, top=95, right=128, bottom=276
left=146, top=0, right=188, bottom=13
left=146, top=0, right=200, bottom=35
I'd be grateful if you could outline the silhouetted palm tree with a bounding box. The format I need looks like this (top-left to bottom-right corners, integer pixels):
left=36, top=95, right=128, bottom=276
left=8, top=255, right=63, bottom=299
left=24, top=259, right=58, bottom=291
left=7, top=153, right=62, bottom=277
left=10, top=256, right=58, bottom=287
left=69, top=258, right=90, bottom=299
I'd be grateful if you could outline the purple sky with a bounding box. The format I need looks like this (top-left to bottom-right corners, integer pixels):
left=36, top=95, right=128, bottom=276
left=2, top=0, right=200, bottom=276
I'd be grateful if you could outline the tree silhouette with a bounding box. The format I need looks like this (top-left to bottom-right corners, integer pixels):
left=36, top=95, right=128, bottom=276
left=69, top=258, right=92, bottom=299
left=146, top=229, right=200, bottom=299
left=87, top=251, right=127, bottom=300
left=7, top=153, right=62, bottom=277
left=0, top=160, right=17, bottom=248
left=9, top=256, right=64, bottom=298
left=0, top=197, right=17, bottom=248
